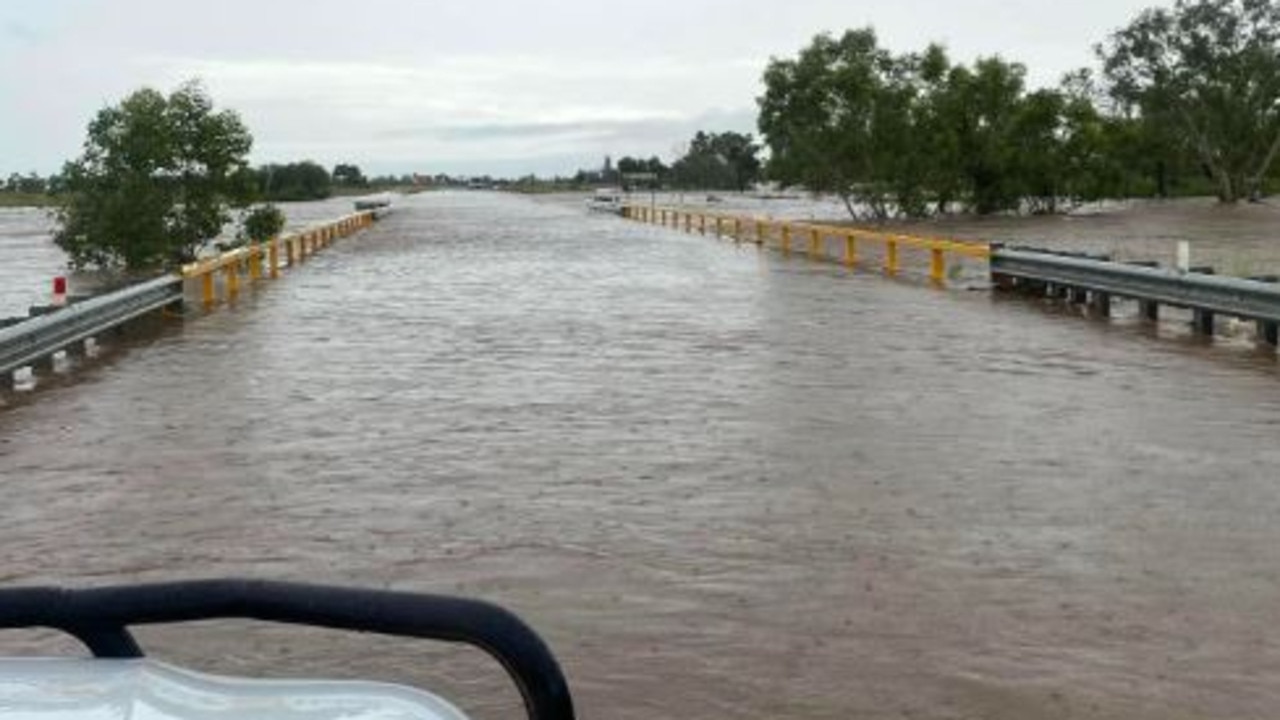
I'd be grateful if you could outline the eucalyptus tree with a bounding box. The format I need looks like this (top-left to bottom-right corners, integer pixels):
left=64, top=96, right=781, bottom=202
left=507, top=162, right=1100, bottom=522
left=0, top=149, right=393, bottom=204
left=1098, top=0, right=1280, bottom=202
left=759, top=29, right=897, bottom=219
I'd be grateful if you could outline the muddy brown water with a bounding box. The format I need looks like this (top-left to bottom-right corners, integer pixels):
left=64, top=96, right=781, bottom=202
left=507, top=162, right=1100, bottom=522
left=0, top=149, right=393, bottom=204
left=3, top=192, right=1280, bottom=720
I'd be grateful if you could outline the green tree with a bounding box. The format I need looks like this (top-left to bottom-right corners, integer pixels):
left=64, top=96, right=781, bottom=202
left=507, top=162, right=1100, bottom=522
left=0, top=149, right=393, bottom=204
left=759, top=29, right=900, bottom=219
left=940, top=57, right=1028, bottom=215
left=259, top=161, right=332, bottom=201
left=332, top=163, right=367, bottom=187
left=240, top=204, right=286, bottom=243
left=53, top=81, right=253, bottom=270
left=1098, top=0, right=1280, bottom=202
left=671, top=131, right=762, bottom=190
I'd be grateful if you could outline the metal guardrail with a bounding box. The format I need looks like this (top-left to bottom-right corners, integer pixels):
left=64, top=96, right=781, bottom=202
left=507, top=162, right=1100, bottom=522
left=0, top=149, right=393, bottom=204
left=991, top=247, right=1280, bottom=323
left=0, top=274, right=182, bottom=376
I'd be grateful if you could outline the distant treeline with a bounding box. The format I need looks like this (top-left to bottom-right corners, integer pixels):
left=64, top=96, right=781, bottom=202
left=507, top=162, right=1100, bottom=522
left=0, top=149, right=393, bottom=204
left=555, top=131, right=764, bottom=193
left=3, top=162, right=436, bottom=204
left=563, top=0, right=1280, bottom=220
left=254, top=161, right=426, bottom=201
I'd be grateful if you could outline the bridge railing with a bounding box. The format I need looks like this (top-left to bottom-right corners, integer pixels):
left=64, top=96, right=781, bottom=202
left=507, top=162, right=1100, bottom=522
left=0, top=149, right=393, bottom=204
left=0, top=275, right=183, bottom=378
left=182, top=210, right=375, bottom=309
left=991, top=246, right=1280, bottom=344
left=2, top=210, right=378, bottom=388
left=622, top=204, right=989, bottom=284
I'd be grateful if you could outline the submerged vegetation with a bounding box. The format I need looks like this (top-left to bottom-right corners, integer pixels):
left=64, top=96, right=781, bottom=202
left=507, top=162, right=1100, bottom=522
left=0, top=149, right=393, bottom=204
left=758, top=0, right=1280, bottom=220
left=53, top=81, right=256, bottom=270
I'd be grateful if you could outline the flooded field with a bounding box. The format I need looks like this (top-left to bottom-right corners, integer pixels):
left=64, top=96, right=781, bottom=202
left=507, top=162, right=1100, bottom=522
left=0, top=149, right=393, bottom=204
left=640, top=192, right=1280, bottom=276
left=3, top=191, right=1280, bottom=720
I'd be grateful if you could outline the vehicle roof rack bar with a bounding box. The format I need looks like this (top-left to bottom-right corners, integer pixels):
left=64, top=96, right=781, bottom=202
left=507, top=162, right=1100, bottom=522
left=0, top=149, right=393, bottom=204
left=0, top=578, right=575, bottom=720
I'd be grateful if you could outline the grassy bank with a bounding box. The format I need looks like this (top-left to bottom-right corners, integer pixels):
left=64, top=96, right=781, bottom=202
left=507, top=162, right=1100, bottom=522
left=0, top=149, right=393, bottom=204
left=0, top=192, right=58, bottom=208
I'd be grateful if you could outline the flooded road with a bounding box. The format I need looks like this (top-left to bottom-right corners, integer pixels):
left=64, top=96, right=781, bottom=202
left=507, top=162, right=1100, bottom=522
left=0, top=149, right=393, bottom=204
left=3, top=191, right=1280, bottom=720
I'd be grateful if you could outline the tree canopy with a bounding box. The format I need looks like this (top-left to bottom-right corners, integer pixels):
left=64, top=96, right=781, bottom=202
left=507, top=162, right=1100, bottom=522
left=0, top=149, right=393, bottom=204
left=757, top=30, right=1103, bottom=219
left=756, top=4, right=1280, bottom=218
left=332, top=163, right=368, bottom=187
left=1098, top=0, right=1280, bottom=202
left=53, top=81, right=255, bottom=270
left=257, top=161, right=332, bottom=201
left=670, top=131, right=762, bottom=191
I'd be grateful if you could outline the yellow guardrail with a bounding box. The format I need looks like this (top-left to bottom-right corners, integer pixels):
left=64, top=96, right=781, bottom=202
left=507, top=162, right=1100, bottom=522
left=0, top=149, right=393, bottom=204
left=622, top=204, right=990, bottom=285
left=182, top=210, right=376, bottom=309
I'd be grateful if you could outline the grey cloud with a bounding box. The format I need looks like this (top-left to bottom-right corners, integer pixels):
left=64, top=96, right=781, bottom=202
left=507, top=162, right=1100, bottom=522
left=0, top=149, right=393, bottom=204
left=4, top=21, right=41, bottom=43
left=0, top=0, right=1165, bottom=176
left=381, top=108, right=759, bottom=145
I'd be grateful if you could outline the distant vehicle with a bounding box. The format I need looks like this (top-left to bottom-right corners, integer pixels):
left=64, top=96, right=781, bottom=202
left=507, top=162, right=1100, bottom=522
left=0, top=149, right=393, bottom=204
left=586, top=188, right=625, bottom=215
left=354, top=197, right=392, bottom=211
left=0, top=579, right=575, bottom=720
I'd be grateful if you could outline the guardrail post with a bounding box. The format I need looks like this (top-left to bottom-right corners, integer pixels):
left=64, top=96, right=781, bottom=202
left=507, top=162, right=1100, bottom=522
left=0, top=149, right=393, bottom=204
left=248, top=246, right=262, bottom=281
left=1259, top=320, right=1279, bottom=347
left=930, top=247, right=946, bottom=284
left=714, top=217, right=722, bottom=237
left=699, top=214, right=706, bottom=235
left=269, top=240, right=280, bottom=279
left=1092, top=291, right=1112, bottom=317
left=1139, top=300, right=1159, bottom=321
left=201, top=272, right=215, bottom=309
left=733, top=218, right=742, bottom=242
left=1192, top=309, right=1214, bottom=336
left=844, top=234, right=857, bottom=266
left=660, top=210, right=668, bottom=226
left=808, top=228, right=821, bottom=259
left=1069, top=287, right=1088, bottom=304
left=756, top=220, right=766, bottom=246
left=684, top=213, right=692, bottom=232
left=225, top=263, right=239, bottom=299
left=780, top=224, right=791, bottom=254
left=886, top=238, right=899, bottom=275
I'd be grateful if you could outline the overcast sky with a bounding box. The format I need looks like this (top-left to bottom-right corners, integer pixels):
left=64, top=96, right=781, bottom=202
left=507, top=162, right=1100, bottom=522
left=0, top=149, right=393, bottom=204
left=1, top=0, right=1166, bottom=178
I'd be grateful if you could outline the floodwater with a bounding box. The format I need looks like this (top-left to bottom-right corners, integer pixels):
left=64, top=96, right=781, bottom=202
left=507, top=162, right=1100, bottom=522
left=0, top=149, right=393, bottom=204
left=646, top=191, right=1280, bottom=275
left=3, top=191, right=1280, bottom=720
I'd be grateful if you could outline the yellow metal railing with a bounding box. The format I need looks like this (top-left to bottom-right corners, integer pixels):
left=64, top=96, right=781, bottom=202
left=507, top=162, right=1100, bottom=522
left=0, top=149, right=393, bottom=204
left=622, top=205, right=990, bottom=285
left=182, top=210, right=377, bottom=309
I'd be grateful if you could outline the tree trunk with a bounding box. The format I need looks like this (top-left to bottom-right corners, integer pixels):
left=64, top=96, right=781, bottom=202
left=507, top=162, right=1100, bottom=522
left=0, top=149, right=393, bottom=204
left=1216, top=170, right=1238, bottom=203
left=1248, top=130, right=1280, bottom=199
left=839, top=193, right=859, bottom=221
